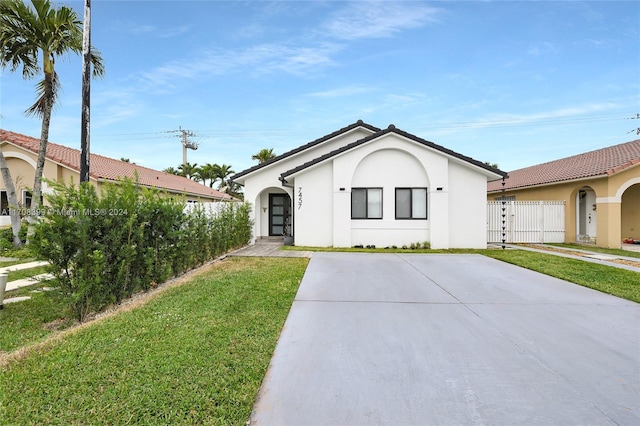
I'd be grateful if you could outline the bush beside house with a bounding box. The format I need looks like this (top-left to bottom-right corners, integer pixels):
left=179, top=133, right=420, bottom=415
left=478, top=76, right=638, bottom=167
left=30, top=178, right=252, bottom=321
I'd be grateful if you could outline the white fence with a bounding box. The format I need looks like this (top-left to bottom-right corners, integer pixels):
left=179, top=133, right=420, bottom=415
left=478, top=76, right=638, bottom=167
left=487, top=201, right=565, bottom=243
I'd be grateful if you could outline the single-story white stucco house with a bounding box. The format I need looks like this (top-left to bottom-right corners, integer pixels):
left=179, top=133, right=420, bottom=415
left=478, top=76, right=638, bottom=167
left=231, top=121, right=507, bottom=249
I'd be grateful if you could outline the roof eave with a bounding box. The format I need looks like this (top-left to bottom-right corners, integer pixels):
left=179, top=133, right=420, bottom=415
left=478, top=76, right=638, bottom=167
left=96, top=177, right=232, bottom=201
left=231, top=120, right=381, bottom=182
left=487, top=173, right=608, bottom=194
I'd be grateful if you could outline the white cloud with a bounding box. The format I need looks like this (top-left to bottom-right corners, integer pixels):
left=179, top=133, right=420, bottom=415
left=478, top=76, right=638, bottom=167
left=136, top=42, right=342, bottom=91
left=322, top=1, right=441, bottom=40
left=307, top=85, right=376, bottom=98
left=450, top=103, right=622, bottom=130
left=120, top=22, right=190, bottom=38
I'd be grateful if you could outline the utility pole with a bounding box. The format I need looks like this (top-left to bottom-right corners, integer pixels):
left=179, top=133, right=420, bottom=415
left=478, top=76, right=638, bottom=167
left=168, top=127, right=198, bottom=166
left=79, top=0, right=91, bottom=183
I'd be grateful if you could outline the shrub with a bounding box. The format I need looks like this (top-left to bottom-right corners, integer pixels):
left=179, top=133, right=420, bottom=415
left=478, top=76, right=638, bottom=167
left=31, top=178, right=252, bottom=321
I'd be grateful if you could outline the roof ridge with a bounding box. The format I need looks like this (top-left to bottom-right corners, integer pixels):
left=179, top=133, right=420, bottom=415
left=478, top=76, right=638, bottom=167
left=508, top=139, right=640, bottom=173
left=231, top=120, right=380, bottom=181
left=487, top=139, right=640, bottom=192
left=281, top=125, right=507, bottom=180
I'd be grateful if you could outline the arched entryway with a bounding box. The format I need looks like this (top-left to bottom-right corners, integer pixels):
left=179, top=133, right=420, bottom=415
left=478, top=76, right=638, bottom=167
left=576, top=186, right=597, bottom=243
left=254, top=187, right=292, bottom=239
left=621, top=182, right=640, bottom=241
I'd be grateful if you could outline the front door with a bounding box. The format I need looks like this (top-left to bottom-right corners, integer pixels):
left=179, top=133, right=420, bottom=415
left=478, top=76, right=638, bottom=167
left=269, top=194, right=291, bottom=236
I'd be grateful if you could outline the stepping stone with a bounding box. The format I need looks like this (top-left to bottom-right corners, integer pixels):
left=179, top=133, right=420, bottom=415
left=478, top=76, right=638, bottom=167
left=2, top=296, right=31, bottom=305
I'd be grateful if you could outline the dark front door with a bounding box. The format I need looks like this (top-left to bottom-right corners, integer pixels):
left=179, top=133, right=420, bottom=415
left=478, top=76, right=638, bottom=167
left=269, top=194, right=291, bottom=236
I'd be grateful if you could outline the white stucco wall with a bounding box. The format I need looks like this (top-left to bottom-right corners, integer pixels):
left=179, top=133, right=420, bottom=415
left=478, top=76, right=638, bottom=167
left=448, top=161, right=489, bottom=248
left=238, top=127, right=375, bottom=242
left=243, top=128, right=496, bottom=248
left=293, top=162, right=333, bottom=246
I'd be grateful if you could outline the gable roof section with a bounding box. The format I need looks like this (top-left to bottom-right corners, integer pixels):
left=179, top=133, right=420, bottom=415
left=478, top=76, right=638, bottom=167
left=230, top=120, right=381, bottom=182
left=487, top=139, right=640, bottom=193
left=0, top=129, right=233, bottom=200
left=280, top=124, right=508, bottom=181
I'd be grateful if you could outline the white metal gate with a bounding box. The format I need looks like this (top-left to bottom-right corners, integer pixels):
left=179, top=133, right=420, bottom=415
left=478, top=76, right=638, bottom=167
left=487, top=201, right=565, bottom=243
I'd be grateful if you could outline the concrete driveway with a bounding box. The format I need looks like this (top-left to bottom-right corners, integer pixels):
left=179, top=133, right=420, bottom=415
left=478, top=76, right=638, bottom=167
left=250, top=253, right=640, bottom=425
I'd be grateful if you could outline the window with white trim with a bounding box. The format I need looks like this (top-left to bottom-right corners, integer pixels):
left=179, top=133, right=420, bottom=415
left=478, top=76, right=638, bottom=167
left=395, top=188, right=427, bottom=219
left=351, top=188, right=382, bottom=219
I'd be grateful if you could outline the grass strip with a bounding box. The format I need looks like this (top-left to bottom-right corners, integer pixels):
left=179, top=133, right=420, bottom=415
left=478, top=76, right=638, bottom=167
left=483, top=249, right=640, bottom=303
left=0, top=257, right=308, bottom=425
left=6, top=265, right=51, bottom=283
left=550, top=243, right=640, bottom=259
left=0, top=286, right=71, bottom=353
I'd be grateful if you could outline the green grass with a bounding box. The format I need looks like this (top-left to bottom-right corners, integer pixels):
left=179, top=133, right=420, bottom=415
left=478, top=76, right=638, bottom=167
left=5, top=265, right=51, bottom=283
left=1, top=247, right=637, bottom=424
left=0, top=286, right=72, bottom=353
left=1, top=257, right=308, bottom=425
left=283, top=245, right=459, bottom=253
left=483, top=249, right=640, bottom=303
left=0, top=266, right=62, bottom=352
left=549, top=243, right=640, bottom=259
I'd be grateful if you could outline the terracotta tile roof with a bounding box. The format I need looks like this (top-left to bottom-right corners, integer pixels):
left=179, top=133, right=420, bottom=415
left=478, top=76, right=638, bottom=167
left=0, top=129, right=233, bottom=201
left=487, top=139, right=640, bottom=192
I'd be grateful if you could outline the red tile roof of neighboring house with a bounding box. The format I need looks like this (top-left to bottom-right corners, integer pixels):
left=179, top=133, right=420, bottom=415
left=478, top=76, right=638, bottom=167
left=487, top=139, right=640, bottom=192
left=0, top=129, right=233, bottom=201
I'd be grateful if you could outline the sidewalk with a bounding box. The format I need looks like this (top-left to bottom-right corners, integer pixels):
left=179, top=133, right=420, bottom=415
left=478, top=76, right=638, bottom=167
left=1, top=261, right=53, bottom=306
left=504, top=244, right=640, bottom=273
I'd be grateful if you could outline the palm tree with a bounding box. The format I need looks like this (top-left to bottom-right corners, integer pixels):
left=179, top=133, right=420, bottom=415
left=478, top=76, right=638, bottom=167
left=0, top=0, right=105, bottom=220
left=177, top=162, right=199, bottom=180
left=213, top=163, right=235, bottom=191
left=198, top=163, right=218, bottom=188
left=163, top=166, right=179, bottom=175
left=252, top=148, right=276, bottom=163
left=225, top=181, right=243, bottom=200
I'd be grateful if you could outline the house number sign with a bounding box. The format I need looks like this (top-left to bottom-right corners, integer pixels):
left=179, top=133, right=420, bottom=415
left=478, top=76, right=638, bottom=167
left=298, top=187, right=302, bottom=209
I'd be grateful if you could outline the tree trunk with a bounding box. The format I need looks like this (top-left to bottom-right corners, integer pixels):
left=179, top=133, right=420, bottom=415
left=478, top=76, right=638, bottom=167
left=0, top=149, right=23, bottom=248
left=27, top=76, right=54, bottom=242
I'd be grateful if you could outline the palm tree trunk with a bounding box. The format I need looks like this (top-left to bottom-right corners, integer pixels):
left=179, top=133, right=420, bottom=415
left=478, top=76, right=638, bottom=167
left=31, top=97, right=51, bottom=213
left=27, top=77, right=54, bottom=242
left=0, top=149, right=23, bottom=248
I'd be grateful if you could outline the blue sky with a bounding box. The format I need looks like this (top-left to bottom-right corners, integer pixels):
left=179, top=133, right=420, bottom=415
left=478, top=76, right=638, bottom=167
left=1, top=0, right=639, bottom=175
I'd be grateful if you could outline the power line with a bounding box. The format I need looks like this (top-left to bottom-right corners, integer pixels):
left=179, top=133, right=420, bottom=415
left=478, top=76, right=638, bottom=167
left=91, top=111, right=636, bottom=140
left=166, top=127, right=198, bottom=166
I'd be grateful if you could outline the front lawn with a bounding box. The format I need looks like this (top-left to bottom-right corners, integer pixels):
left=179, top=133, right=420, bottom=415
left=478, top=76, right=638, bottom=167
left=550, top=243, right=640, bottom=259
left=1, top=247, right=637, bottom=425
left=483, top=249, right=640, bottom=303
left=1, top=257, right=308, bottom=425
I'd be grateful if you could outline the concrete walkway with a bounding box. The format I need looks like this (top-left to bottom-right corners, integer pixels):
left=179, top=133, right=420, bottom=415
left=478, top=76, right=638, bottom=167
left=229, top=240, right=313, bottom=258
left=250, top=252, right=639, bottom=425
left=1, top=260, right=52, bottom=292
left=505, top=244, right=640, bottom=273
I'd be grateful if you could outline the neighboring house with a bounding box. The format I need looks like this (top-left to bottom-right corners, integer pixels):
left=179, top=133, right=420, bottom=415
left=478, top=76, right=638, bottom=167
left=0, top=129, right=233, bottom=226
left=487, top=139, right=640, bottom=248
left=231, top=120, right=507, bottom=249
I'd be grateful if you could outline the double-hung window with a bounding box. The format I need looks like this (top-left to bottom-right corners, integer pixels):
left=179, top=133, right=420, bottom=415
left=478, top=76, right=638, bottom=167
left=395, top=188, right=427, bottom=219
left=351, top=188, right=382, bottom=219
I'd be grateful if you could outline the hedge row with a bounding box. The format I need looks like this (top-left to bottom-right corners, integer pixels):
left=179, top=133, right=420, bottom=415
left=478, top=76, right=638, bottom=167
left=31, top=179, right=252, bottom=321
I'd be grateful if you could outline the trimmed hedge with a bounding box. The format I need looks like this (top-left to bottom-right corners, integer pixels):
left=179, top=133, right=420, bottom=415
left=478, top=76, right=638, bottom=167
left=31, top=178, right=252, bottom=321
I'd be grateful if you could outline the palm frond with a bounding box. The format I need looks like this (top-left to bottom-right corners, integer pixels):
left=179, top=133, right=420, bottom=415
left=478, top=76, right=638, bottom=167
left=25, top=71, right=60, bottom=118
left=0, top=0, right=40, bottom=78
